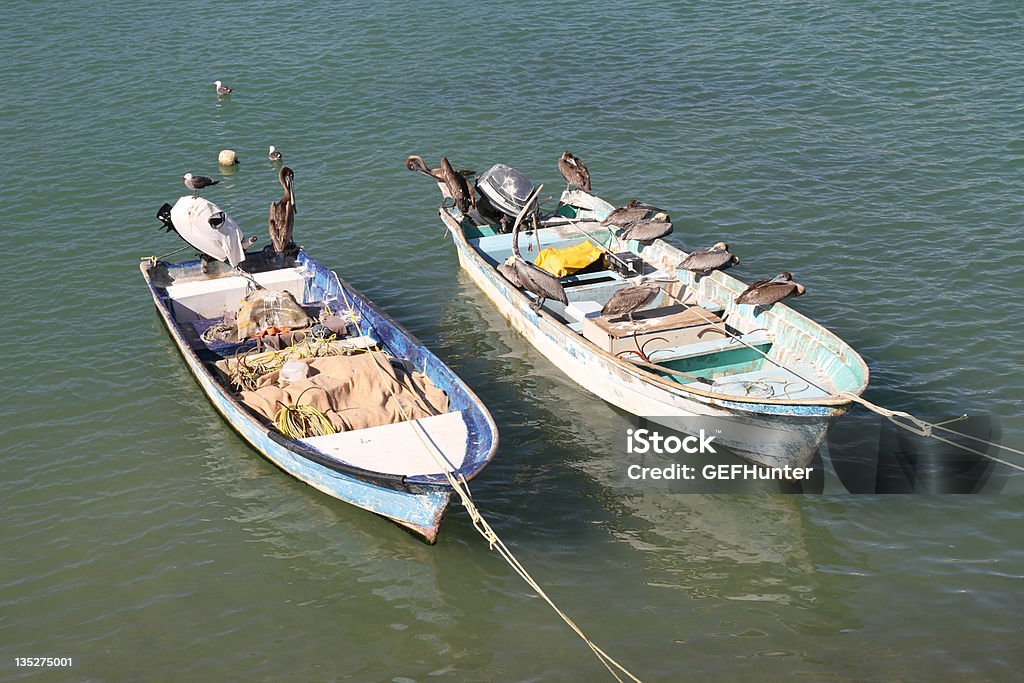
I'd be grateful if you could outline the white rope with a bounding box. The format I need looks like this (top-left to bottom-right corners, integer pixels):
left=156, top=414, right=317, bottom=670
left=359, top=330, right=642, bottom=682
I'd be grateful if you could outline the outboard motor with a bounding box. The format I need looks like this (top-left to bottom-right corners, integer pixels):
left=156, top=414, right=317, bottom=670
left=475, top=164, right=537, bottom=230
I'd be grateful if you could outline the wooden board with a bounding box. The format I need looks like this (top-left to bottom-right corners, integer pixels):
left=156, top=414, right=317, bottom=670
left=300, top=411, right=468, bottom=477
left=583, top=304, right=727, bottom=356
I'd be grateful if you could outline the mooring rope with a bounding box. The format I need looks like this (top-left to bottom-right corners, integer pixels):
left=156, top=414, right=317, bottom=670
left=358, top=325, right=642, bottom=682
left=142, top=245, right=190, bottom=265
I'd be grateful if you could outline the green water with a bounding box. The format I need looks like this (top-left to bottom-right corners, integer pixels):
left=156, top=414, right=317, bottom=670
left=2, top=1, right=1023, bottom=680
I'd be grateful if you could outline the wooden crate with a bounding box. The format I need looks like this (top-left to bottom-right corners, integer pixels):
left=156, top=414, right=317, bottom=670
left=582, top=304, right=727, bottom=357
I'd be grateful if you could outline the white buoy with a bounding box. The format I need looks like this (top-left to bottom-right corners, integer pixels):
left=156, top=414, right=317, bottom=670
left=218, top=149, right=239, bottom=166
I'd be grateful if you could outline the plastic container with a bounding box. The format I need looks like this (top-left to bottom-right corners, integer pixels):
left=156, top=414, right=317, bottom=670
left=279, top=360, right=308, bottom=383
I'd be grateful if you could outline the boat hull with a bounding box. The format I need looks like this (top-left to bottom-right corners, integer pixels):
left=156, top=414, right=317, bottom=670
left=141, top=254, right=496, bottom=543
left=441, top=210, right=860, bottom=469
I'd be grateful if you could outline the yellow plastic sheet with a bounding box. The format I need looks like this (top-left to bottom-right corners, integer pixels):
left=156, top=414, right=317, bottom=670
left=533, top=241, right=604, bottom=277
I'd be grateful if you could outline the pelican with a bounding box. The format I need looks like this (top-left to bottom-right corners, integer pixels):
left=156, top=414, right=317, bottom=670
left=677, top=242, right=740, bottom=275
left=406, top=154, right=444, bottom=180
left=599, top=200, right=650, bottom=229
left=440, top=157, right=474, bottom=214
left=735, top=272, right=806, bottom=306
left=619, top=213, right=672, bottom=242
left=214, top=80, right=232, bottom=95
left=558, top=150, right=591, bottom=193
left=182, top=172, right=219, bottom=197
left=496, top=257, right=523, bottom=288
left=498, top=184, right=567, bottom=312
left=268, top=145, right=283, bottom=161
left=601, top=279, right=662, bottom=324
left=268, top=166, right=296, bottom=254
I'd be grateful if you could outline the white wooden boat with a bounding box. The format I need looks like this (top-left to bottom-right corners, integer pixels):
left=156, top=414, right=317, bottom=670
left=415, top=168, right=869, bottom=469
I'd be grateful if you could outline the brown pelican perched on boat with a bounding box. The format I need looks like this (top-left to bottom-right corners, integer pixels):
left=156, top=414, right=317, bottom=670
left=601, top=279, right=662, bottom=324
left=268, top=166, right=296, bottom=253
left=599, top=200, right=651, bottom=229
left=496, top=258, right=523, bottom=288
left=677, top=242, right=740, bottom=275
left=619, top=213, right=672, bottom=243
left=406, top=154, right=444, bottom=180
left=182, top=173, right=219, bottom=197
left=440, top=157, right=474, bottom=214
left=735, top=272, right=806, bottom=306
left=496, top=184, right=567, bottom=312
left=558, top=150, right=591, bottom=192
left=214, top=80, right=232, bottom=96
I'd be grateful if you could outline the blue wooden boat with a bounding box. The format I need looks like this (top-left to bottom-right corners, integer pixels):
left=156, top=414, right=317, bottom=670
left=141, top=242, right=497, bottom=543
left=414, top=164, right=869, bottom=469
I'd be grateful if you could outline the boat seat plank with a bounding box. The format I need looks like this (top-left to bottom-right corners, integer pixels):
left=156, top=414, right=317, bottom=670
left=645, top=331, right=774, bottom=363
left=299, top=411, right=468, bottom=477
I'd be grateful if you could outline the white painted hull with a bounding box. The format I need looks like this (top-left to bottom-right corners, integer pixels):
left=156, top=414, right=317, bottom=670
left=442, top=212, right=852, bottom=469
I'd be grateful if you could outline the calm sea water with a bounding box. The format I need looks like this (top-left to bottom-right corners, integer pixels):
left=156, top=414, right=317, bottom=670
left=2, top=1, right=1023, bottom=680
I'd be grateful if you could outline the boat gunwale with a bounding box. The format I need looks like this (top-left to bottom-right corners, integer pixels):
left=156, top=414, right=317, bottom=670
left=439, top=206, right=869, bottom=410
left=140, top=255, right=498, bottom=489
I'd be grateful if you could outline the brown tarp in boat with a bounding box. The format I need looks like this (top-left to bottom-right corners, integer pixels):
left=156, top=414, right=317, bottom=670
left=237, top=352, right=449, bottom=433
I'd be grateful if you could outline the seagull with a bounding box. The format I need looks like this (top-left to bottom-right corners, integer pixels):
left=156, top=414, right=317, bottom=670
left=214, top=80, right=232, bottom=96
left=268, top=145, right=283, bottom=161
left=677, top=242, right=740, bottom=275
left=558, top=150, right=591, bottom=193
left=601, top=280, right=662, bottom=324
left=182, top=172, right=219, bottom=197
left=735, top=272, right=806, bottom=306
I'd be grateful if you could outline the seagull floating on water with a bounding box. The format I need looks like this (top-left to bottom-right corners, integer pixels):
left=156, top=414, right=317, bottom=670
left=182, top=172, right=219, bottom=197
left=214, top=80, right=232, bottom=96
left=268, top=145, right=283, bottom=161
